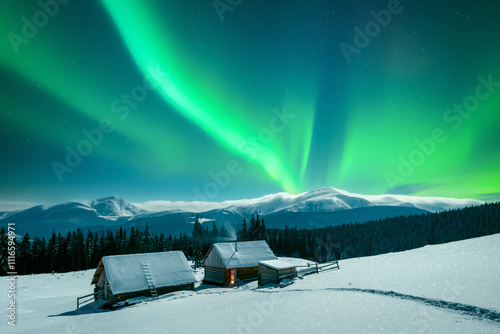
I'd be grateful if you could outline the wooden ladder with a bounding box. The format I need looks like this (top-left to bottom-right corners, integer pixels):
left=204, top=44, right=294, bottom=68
left=141, top=261, right=159, bottom=300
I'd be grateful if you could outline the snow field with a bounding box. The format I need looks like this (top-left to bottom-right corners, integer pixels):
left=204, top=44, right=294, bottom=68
left=1, top=234, right=499, bottom=333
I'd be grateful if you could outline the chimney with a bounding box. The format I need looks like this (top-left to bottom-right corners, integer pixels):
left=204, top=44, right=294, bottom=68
left=235, top=240, right=238, bottom=252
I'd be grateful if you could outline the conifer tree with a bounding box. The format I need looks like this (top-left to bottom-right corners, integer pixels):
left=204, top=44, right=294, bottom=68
left=0, top=227, right=8, bottom=276
left=239, top=218, right=248, bottom=241
left=143, top=223, right=152, bottom=252
left=19, top=233, right=32, bottom=274
left=260, top=218, right=267, bottom=241
left=47, top=231, right=58, bottom=272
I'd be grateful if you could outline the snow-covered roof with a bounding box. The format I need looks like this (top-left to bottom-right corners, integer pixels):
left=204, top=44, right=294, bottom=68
left=259, top=259, right=296, bottom=270
left=92, top=251, right=196, bottom=295
left=212, top=240, right=276, bottom=269
left=277, top=257, right=317, bottom=267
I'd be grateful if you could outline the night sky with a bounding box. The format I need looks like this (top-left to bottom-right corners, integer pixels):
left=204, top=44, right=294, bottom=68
left=1, top=0, right=499, bottom=209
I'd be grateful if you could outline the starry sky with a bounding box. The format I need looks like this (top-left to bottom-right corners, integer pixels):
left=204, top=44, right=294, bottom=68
left=1, top=0, right=499, bottom=210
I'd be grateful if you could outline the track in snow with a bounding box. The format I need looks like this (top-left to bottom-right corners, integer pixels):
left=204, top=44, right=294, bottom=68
left=255, top=287, right=500, bottom=323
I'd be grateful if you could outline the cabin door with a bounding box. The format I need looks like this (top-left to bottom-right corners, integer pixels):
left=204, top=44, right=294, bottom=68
left=229, top=269, right=237, bottom=285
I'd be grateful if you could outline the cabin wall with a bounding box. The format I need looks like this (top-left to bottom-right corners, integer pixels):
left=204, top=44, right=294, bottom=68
left=258, top=265, right=279, bottom=286
left=258, top=265, right=296, bottom=286
left=277, top=267, right=296, bottom=277
left=204, top=266, right=260, bottom=285
left=203, top=266, right=226, bottom=285
left=237, top=266, right=259, bottom=281
left=204, top=248, right=225, bottom=268
left=94, top=286, right=104, bottom=300
left=95, top=283, right=195, bottom=304
left=96, top=271, right=106, bottom=288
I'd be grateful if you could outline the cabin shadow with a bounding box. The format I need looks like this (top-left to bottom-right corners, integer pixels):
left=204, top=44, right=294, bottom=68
left=48, top=300, right=116, bottom=318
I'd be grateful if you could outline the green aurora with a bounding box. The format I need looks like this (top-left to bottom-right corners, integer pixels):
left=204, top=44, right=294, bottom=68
left=0, top=0, right=499, bottom=207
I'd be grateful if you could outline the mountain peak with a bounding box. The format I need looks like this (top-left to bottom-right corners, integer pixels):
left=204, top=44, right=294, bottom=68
left=92, top=195, right=124, bottom=203
left=89, top=196, right=144, bottom=217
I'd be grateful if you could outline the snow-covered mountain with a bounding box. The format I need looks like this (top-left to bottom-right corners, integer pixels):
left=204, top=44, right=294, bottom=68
left=88, top=196, right=145, bottom=219
left=0, top=188, right=482, bottom=238
left=137, top=187, right=482, bottom=215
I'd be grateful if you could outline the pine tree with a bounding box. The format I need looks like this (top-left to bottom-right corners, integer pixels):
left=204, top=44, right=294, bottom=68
left=19, top=233, right=32, bottom=274
left=192, top=216, right=203, bottom=241
left=165, top=234, right=173, bottom=251
left=427, top=220, right=437, bottom=245
left=0, top=227, right=8, bottom=275
left=211, top=221, right=219, bottom=241
left=103, top=231, right=117, bottom=256
left=253, top=215, right=261, bottom=240
left=85, top=230, right=95, bottom=269
left=47, top=231, right=58, bottom=272
left=260, top=218, right=267, bottom=241
left=143, top=223, right=152, bottom=253
left=31, top=236, right=46, bottom=274
left=192, top=216, right=204, bottom=268
left=239, top=218, right=248, bottom=241
left=92, top=232, right=102, bottom=265
left=127, top=227, right=137, bottom=254
left=57, top=232, right=66, bottom=272
left=249, top=215, right=256, bottom=240
left=116, top=227, right=127, bottom=254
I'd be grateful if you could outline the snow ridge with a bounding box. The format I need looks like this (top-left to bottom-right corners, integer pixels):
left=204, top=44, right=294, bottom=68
left=137, top=187, right=482, bottom=214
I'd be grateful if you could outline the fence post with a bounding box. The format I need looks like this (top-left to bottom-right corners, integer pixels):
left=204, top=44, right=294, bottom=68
left=316, top=263, right=319, bottom=274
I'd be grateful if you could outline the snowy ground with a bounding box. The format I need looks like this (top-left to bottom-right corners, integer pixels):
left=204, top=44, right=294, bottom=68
left=2, top=234, right=499, bottom=333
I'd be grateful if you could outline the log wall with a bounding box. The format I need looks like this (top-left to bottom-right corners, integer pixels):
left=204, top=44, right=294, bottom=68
left=95, top=283, right=194, bottom=304
left=203, top=266, right=226, bottom=285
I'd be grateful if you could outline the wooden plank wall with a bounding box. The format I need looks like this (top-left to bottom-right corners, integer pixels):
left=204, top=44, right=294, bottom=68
left=97, top=283, right=195, bottom=304
left=258, top=265, right=297, bottom=286
left=204, top=248, right=225, bottom=268
left=259, top=265, right=279, bottom=286
left=237, top=266, right=259, bottom=281
left=204, top=266, right=226, bottom=285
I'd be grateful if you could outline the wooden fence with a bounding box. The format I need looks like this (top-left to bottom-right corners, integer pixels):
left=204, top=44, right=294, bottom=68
left=77, top=291, right=101, bottom=309
left=295, top=260, right=339, bottom=276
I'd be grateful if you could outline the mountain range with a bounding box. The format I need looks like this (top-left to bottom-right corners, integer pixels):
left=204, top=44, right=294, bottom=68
left=0, top=187, right=482, bottom=239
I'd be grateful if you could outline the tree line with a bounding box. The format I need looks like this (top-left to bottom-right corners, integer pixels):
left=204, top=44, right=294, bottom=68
left=266, top=202, right=500, bottom=261
left=1, top=202, right=499, bottom=276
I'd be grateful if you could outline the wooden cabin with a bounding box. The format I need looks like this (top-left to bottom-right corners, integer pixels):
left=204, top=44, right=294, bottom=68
left=203, top=240, right=276, bottom=286
left=91, top=251, right=196, bottom=304
left=258, top=259, right=296, bottom=286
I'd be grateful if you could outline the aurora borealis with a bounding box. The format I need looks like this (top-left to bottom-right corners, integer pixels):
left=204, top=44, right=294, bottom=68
left=1, top=0, right=499, bottom=209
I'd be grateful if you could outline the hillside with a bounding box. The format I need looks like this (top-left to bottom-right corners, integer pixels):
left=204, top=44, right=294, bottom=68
left=2, top=234, right=499, bottom=333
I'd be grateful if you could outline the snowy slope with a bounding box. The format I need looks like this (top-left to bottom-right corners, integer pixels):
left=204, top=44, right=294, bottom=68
left=2, top=234, right=499, bottom=333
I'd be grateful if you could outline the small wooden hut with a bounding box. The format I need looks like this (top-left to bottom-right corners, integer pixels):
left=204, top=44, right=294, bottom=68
left=203, top=240, right=276, bottom=286
left=258, top=259, right=297, bottom=286
left=91, top=251, right=196, bottom=304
